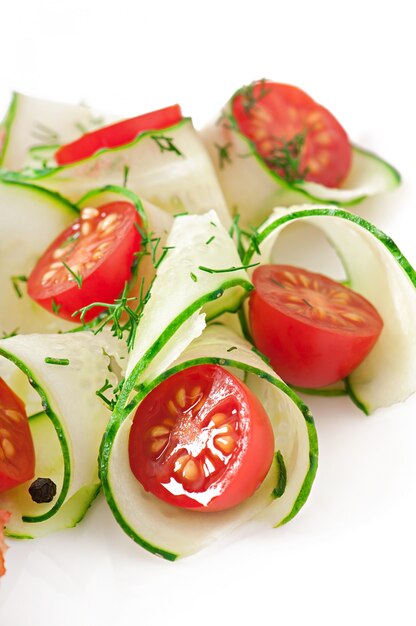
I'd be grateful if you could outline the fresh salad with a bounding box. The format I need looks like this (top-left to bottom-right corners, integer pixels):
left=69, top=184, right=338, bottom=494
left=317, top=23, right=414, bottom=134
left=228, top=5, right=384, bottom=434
left=0, top=82, right=415, bottom=569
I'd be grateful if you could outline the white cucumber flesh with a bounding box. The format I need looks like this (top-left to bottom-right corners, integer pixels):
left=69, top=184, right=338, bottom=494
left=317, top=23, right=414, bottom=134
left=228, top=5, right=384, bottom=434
left=244, top=205, right=416, bottom=413
left=15, top=119, right=232, bottom=227
left=201, top=107, right=400, bottom=228
left=103, top=324, right=317, bottom=559
left=0, top=330, right=127, bottom=536
left=0, top=180, right=78, bottom=336
left=0, top=92, right=106, bottom=171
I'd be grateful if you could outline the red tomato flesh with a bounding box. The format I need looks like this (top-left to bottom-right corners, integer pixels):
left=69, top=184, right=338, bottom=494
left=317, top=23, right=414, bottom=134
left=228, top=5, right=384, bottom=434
left=27, top=201, right=142, bottom=322
left=55, top=104, right=182, bottom=165
left=249, top=265, right=383, bottom=388
left=233, top=81, right=352, bottom=188
left=129, top=364, right=275, bottom=512
left=0, top=378, right=35, bottom=493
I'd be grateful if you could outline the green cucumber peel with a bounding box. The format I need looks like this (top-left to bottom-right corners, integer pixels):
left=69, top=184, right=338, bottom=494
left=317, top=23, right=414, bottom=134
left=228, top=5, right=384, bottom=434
left=0, top=346, right=71, bottom=523
left=13, top=118, right=190, bottom=178
left=100, top=328, right=318, bottom=559
left=242, top=206, right=416, bottom=414
left=222, top=93, right=400, bottom=205
left=0, top=92, right=18, bottom=167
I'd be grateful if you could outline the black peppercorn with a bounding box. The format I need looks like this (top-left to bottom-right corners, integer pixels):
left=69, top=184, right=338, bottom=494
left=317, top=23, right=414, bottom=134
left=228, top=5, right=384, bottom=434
left=28, top=477, right=57, bottom=503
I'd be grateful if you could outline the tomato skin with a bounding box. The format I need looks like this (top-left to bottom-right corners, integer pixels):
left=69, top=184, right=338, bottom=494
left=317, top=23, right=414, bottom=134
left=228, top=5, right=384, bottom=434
left=55, top=104, right=182, bottom=165
left=249, top=265, right=384, bottom=388
left=128, top=365, right=275, bottom=512
left=0, top=378, right=35, bottom=493
left=27, top=201, right=142, bottom=322
left=232, top=81, right=352, bottom=188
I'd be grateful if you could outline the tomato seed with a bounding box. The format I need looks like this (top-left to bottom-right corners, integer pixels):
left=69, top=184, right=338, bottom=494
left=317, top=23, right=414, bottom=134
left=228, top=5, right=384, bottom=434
left=53, top=247, right=67, bottom=260
left=182, top=458, right=199, bottom=481
left=150, top=438, right=168, bottom=454
left=98, top=213, right=118, bottom=232
left=1, top=438, right=15, bottom=458
left=315, top=132, right=332, bottom=146
left=174, top=454, right=189, bottom=472
left=167, top=400, right=178, bottom=416
left=81, top=222, right=92, bottom=236
left=175, top=387, right=186, bottom=409
left=190, top=386, right=202, bottom=398
left=81, top=207, right=99, bottom=220
left=150, top=425, right=170, bottom=438
left=214, top=435, right=235, bottom=454
left=298, top=274, right=310, bottom=288
left=3, top=409, right=21, bottom=423
left=41, top=269, right=57, bottom=284
left=341, top=312, right=364, bottom=324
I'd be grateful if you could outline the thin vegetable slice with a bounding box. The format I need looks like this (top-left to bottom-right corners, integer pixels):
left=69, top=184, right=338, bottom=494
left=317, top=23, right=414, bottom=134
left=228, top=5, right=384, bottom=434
left=121, top=210, right=253, bottom=392
left=243, top=206, right=416, bottom=413
left=201, top=82, right=400, bottom=227
left=0, top=92, right=105, bottom=171
left=9, top=118, right=231, bottom=226
left=0, top=509, right=10, bottom=576
left=0, top=179, right=79, bottom=336
left=0, top=330, right=126, bottom=538
left=102, top=324, right=317, bottom=559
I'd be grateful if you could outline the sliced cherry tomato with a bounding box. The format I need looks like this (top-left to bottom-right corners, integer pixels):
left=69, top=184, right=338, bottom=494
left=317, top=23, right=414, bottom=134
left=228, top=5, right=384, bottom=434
left=27, top=201, right=142, bottom=322
left=0, top=509, right=11, bottom=577
left=233, top=81, right=352, bottom=187
left=128, top=364, right=275, bottom=512
left=249, top=265, right=384, bottom=388
left=0, top=378, right=35, bottom=493
left=55, top=104, right=182, bottom=165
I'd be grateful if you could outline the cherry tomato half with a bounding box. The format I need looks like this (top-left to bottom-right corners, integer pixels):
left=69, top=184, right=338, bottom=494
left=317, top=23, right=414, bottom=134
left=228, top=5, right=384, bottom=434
left=129, top=364, right=275, bottom=512
left=233, top=82, right=352, bottom=188
left=27, top=201, right=142, bottom=322
left=0, top=378, right=35, bottom=493
left=0, top=509, right=11, bottom=577
left=249, top=265, right=384, bottom=388
left=55, top=104, right=182, bottom=165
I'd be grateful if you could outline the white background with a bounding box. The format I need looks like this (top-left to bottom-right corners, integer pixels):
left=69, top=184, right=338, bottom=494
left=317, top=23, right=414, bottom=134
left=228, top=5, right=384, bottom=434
left=1, top=1, right=415, bottom=624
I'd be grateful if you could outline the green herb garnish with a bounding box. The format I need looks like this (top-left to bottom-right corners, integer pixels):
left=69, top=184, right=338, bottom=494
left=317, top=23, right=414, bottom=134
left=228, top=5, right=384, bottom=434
left=62, top=262, right=83, bottom=288
left=10, top=275, right=28, bottom=299
left=151, top=135, right=183, bottom=157
left=44, top=357, right=70, bottom=366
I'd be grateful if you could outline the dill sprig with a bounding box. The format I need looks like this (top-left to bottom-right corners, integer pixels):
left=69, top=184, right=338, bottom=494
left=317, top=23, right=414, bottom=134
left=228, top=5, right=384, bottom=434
left=10, top=275, right=28, bottom=299
left=151, top=135, right=183, bottom=157
left=96, top=377, right=125, bottom=410
left=265, top=131, right=308, bottom=183
left=198, top=262, right=259, bottom=274
left=229, top=214, right=260, bottom=261
left=238, top=79, right=271, bottom=115
left=214, top=142, right=232, bottom=169
left=44, top=357, right=70, bottom=366
left=62, top=262, right=83, bottom=288
left=51, top=298, right=62, bottom=314
left=74, top=281, right=148, bottom=352
left=1, top=328, right=19, bottom=339
left=123, top=165, right=130, bottom=188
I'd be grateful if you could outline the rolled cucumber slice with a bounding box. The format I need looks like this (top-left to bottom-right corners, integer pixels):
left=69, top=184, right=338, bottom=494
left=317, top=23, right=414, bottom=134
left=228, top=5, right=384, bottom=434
left=0, top=92, right=105, bottom=171
left=10, top=118, right=232, bottom=227
left=102, top=324, right=317, bottom=559
left=0, top=330, right=126, bottom=537
left=0, top=179, right=79, bottom=336
left=1, top=412, right=100, bottom=539
left=121, top=210, right=253, bottom=395
left=201, top=99, right=400, bottom=228
left=242, top=206, right=416, bottom=414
